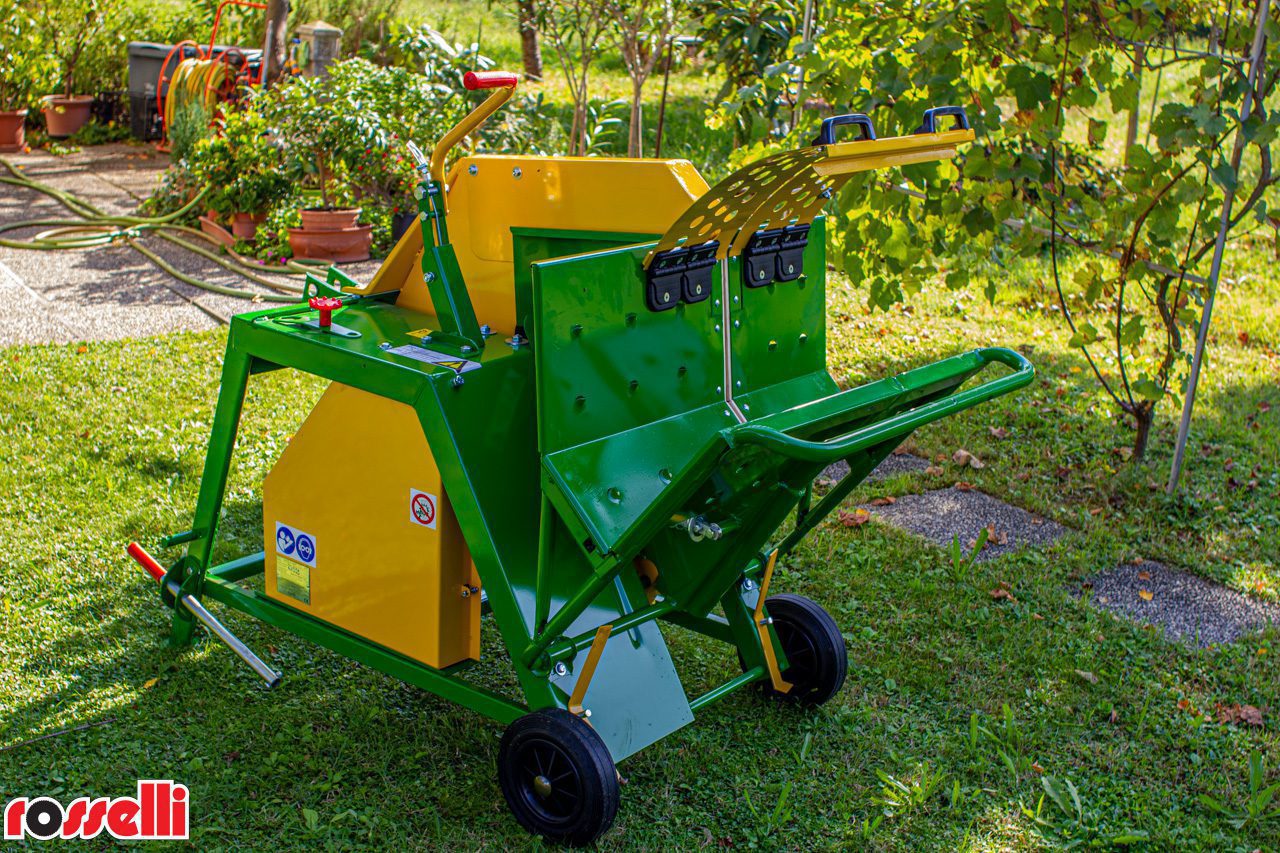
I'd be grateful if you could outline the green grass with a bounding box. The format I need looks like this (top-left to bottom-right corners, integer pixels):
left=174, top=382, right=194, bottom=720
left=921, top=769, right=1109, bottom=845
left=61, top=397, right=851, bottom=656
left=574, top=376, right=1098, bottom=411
left=1, top=237, right=1277, bottom=848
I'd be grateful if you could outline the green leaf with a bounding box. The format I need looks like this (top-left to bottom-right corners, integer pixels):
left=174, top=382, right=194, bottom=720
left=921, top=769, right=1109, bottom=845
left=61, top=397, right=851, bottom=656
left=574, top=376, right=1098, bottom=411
left=302, top=807, right=319, bottom=831
left=1068, top=323, right=1100, bottom=348
left=1120, top=314, right=1146, bottom=348
left=1130, top=378, right=1164, bottom=402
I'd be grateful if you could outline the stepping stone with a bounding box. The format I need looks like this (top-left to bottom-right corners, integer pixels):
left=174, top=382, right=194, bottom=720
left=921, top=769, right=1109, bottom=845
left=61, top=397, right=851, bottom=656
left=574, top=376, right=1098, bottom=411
left=863, top=487, right=1069, bottom=561
left=821, top=451, right=931, bottom=485
left=1081, top=560, right=1280, bottom=648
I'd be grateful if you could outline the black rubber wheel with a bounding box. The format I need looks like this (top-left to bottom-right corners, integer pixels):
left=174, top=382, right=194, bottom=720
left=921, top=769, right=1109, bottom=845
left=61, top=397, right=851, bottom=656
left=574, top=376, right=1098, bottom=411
left=498, top=707, right=619, bottom=846
left=759, top=593, right=848, bottom=706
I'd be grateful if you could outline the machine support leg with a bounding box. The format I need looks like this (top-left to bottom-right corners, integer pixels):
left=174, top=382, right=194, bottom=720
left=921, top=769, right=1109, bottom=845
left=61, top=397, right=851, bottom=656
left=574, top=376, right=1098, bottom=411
left=534, top=493, right=554, bottom=633
left=521, top=557, right=625, bottom=667
left=775, top=445, right=892, bottom=556
left=173, top=344, right=254, bottom=644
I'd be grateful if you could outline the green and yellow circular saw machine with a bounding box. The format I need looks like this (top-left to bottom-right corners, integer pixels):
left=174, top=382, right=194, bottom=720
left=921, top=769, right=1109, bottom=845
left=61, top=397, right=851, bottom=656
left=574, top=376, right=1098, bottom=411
left=127, top=71, right=1033, bottom=845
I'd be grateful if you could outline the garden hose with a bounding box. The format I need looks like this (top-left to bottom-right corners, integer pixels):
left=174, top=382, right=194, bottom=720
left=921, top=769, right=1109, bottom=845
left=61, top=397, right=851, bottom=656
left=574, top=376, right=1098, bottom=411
left=164, top=58, right=233, bottom=135
left=0, top=155, right=308, bottom=316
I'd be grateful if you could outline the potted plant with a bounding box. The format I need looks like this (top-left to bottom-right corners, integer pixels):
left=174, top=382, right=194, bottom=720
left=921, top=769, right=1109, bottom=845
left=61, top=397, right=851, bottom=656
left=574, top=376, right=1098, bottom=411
left=263, top=65, right=381, bottom=262
left=190, top=106, right=293, bottom=241
left=0, top=0, right=57, bottom=152
left=33, top=0, right=114, bottom=138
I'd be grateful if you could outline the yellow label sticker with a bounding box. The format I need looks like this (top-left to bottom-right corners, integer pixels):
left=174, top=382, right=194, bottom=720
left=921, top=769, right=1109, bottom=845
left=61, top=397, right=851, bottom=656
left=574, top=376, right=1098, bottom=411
left=407, top=328, right=433, bottom=339
left=275, top=556, right=311, bottom=605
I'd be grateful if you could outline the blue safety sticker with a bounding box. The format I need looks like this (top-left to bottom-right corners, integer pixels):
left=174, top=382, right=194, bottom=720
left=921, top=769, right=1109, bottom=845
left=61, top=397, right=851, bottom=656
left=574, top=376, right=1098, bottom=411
left=274, top=521, right=316, bottom=568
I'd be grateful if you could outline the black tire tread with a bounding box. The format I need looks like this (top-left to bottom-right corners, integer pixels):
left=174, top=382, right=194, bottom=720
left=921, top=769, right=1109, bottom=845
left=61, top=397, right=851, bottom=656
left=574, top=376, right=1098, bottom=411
left=760, top=592, right=848, bottom=706
left=497, top=707, right=619, bottom=846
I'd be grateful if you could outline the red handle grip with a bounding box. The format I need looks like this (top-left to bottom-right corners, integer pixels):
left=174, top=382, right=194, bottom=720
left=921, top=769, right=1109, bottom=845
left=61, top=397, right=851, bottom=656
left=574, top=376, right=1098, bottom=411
left=128, top=542, right=167, bottom=584
left=464, top=71, right=518, bottom=90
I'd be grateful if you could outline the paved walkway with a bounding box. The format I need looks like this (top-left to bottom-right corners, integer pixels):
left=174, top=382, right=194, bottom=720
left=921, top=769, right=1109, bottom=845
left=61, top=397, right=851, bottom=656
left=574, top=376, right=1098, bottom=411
left=0, top=144, right=375, bottom=346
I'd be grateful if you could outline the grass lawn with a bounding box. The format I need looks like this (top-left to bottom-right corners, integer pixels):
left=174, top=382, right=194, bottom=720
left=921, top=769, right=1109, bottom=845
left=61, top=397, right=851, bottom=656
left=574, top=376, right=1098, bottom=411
left=1, top=233, right=1277, bottom=848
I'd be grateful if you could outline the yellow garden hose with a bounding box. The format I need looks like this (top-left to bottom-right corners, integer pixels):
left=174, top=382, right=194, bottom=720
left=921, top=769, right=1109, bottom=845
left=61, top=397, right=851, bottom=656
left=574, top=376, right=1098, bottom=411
left=163, top=58, right=233, bottom=136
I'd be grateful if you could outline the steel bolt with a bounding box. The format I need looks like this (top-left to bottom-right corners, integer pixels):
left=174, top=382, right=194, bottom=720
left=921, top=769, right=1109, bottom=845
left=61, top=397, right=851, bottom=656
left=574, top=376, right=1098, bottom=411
left=460, top=344, right=473, bottom=353
left=787, top=264, right=795, bottom=274
left=468, top=164, right=478, bottom=175
left=451, top=375, right=465, bottom=389
left=714, top=324, right=721, bottom=332
left=512, top=167, right=523, bottom=178
left=424, top=271, right=436, bottom=282
left=741, top=578, right=756, bottom=592
left=733, top=320, right=740, bottom=329
left=480, top=324, right=492, bottom=336
left=554, top=662, right=568, bottom=677
left=379, top=341, right=392, bottom=350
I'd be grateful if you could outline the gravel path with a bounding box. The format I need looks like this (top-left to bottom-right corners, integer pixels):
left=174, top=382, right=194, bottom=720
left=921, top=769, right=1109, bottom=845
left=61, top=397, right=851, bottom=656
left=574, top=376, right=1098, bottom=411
left=821, top=450, right=931, bottom=484
left=1080, top=560, right=1280, bottom=648
left=1, top=145, right=378, bottom=346
left=864, top=486, right=1070, bottom=561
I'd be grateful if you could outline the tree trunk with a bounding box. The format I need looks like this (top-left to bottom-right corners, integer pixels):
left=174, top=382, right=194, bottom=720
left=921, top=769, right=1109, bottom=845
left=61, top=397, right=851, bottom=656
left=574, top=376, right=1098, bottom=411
left=1132, top=404, right=1153, bottom=460
left=517, top=0, right=542, bottom=81
left=261, top=0, right=291, bottom=88
left=628, top=78, right=643, bottom=157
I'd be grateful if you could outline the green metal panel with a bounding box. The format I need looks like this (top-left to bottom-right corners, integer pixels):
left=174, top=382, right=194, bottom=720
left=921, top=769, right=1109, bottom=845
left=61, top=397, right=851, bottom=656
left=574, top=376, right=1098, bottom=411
left=531, top=244, right=725, bottom=455
left=731, top=217, right=832, bottom=406
left=511, top=227, right=658, bottom=337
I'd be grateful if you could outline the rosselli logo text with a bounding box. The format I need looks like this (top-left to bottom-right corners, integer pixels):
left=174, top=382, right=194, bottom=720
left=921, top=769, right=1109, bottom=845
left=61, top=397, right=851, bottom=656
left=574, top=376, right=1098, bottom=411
left=4, top=780, right=189, bottom=841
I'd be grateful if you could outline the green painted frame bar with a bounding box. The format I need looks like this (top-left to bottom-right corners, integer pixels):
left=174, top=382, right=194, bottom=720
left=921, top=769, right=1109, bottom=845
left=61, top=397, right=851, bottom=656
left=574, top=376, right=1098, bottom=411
left=208, top=552, right=266, bottom=583
left=660, top=610, right=736, bottom=645
left=726, top=348, right=1034, bottom=464
left=202, top=576, right=528, bottom=724
left=543, top=599, right=677, bottom=662
left=690, top=666, right=766, bottom=713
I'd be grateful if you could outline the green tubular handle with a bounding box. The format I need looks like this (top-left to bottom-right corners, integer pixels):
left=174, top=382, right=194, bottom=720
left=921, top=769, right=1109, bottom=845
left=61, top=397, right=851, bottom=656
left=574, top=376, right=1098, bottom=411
left=727, top=347, right=1034, bottom=464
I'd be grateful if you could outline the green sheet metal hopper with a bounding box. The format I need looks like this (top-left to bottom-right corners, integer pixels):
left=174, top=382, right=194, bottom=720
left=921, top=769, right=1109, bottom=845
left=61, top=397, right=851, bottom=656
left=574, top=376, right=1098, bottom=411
left=129, top=79, right=1033, bottom=846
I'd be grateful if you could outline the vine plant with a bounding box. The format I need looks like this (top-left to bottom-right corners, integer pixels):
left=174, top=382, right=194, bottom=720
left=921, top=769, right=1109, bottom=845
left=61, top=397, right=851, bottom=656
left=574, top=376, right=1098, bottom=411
left=719, top=0, right=1279, bottom=460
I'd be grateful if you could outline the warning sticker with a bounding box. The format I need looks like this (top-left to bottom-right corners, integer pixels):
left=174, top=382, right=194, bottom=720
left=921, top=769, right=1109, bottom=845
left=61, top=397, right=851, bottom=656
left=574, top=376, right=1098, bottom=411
left=409, top=489, right=438, bottom=529
left=275, top=556, right=311, bottom=604
left=275, top=521, right=316, bottom=568
left=387, top=344, right=482, bottom=376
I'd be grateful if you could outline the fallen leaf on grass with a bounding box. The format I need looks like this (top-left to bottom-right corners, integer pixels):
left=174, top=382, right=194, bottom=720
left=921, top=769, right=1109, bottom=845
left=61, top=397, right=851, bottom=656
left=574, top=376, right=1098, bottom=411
left=988, top=426, right=1009, bottom=439
left=955, top=481, right=975, bottom=491
left=1138, top=589, right=1153, bottom=601
left=953, top=449, right=986, bottom=469
left=143, top=678, right=158, bottom=689
left=868, top=496, right=896, bottom=506
left=838, top=508, right=871, bottom=527
left=1108, top=709, right=1119, bottom=724
left=924, top=465, right=944, bottom=476
left=1030, top=762, right=1045, bottom=774
left=1214, top=703, right=1264, bottom=727
left=1075, top=669, right=1098, bottom=684
left=989, top=582, right=1017, bottom=603
left=1137, top=570, right=1151, bottom=581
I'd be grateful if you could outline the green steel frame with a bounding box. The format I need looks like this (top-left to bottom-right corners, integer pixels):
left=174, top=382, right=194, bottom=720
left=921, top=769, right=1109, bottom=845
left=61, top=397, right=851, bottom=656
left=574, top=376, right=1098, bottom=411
left=150, top=176, right=1034, bottom=766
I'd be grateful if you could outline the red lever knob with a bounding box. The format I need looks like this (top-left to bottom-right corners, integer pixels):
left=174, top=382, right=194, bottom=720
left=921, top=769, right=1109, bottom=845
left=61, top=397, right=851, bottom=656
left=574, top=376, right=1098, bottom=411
left=308, top=296, right=343, bottom=328
left=464, top=70, right=518, bottom=90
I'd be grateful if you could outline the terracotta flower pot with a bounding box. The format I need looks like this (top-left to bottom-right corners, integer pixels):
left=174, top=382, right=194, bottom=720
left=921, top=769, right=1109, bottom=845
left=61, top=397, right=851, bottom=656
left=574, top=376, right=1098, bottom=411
left=231, top=212, right=266, bottom=241
left=300, top=207, right=361, bottom=231
left=288, top=224, right=373, bottom=263
left=41, top=95, right=93, bottom=138
left=0, top=109, right=27, bottom=152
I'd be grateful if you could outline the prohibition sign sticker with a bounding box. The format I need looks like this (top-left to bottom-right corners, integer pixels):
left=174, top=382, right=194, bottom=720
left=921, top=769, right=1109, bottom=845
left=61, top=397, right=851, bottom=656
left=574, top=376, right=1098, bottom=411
left=409, top=489, right=438, bottom=529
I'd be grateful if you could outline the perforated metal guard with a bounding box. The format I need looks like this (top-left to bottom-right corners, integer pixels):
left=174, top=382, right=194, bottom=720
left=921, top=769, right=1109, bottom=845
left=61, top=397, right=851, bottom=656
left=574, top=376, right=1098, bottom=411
left=644, top=147, right=843, bottom=267
left=644, top=127, right=976, bottom=269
